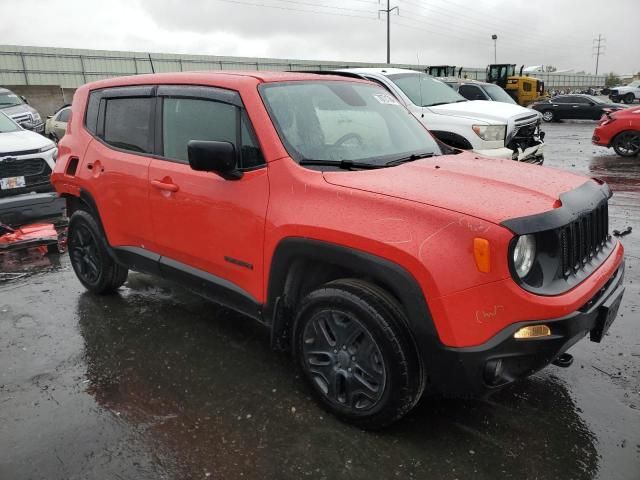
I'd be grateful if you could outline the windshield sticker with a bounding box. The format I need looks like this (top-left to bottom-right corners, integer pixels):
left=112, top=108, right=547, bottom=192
left=373, top=93, right=400, bottom=105
left=7, top=94, right=18, bottom=98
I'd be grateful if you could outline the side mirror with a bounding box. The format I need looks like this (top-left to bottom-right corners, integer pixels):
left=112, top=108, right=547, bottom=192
left=187, top=140, right=242, bottom=180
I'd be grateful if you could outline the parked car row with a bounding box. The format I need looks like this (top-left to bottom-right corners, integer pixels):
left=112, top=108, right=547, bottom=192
left=530, top=94, right=624, bottom=122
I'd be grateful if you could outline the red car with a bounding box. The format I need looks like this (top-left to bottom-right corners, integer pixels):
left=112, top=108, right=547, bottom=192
left=593, top=106, right=640, bottom=156
left=52, top=72, right=625, bottom=428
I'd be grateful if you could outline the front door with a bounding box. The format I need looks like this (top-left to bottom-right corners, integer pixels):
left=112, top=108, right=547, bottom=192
left=148, top=86, right=269, bottom=304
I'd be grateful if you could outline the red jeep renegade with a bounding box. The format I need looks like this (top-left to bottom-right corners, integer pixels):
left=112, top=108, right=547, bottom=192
left=52, top=72, right=625, bottom=428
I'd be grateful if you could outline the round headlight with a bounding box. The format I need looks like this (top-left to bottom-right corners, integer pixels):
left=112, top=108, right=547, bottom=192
left=513, top=234, right=536, bottom=278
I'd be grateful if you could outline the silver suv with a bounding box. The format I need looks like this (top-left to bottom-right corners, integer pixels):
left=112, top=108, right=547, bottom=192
left=0, top=87, right=44, bottom=134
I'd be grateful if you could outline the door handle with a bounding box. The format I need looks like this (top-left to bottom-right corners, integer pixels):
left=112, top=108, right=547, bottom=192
left=151, top=179, right=179, bottom=192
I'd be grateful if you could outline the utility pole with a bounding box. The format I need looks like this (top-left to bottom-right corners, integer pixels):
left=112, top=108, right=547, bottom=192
left=379, top=1, right=399, bottom=64
left=593, top=34, right=605, bottom=75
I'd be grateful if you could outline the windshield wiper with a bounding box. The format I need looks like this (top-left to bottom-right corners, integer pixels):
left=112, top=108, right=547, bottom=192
left=299, top=159, right=383, bottom=170
left=385, top=152, right=436, bottom=166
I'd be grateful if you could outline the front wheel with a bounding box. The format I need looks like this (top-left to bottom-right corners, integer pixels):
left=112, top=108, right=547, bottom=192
left=623, top=93, right=635, bottom=104
left=294, top=279, right=422, bottom=429
left=541, top=110, right=555, bottom=122
left=68, top=210, right=128, bottom=294
left=612, top=131, right=640, bottom=157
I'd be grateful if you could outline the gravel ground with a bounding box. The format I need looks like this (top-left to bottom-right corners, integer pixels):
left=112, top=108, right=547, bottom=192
left=1, top=120, right=638, bottom=480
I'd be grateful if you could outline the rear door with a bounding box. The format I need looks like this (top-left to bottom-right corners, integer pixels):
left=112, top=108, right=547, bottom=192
left=82, top=86, right=155, bottom=248
left=572, top=96, right=597, bottom=119
left=148, top=85, right=269, bottom=305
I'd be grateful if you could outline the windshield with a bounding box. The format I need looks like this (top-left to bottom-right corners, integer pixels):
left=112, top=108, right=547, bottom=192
left=260, top=81, right=442, bottom=165
left=483, top=84, right=516, bottom=104
left=387, top=73, right=466, bottom=107
left=0, top=112, right=21, bottom=133
left=0, top=92, right=24, bottom=109
left=626, top=80, right=640, bottom=88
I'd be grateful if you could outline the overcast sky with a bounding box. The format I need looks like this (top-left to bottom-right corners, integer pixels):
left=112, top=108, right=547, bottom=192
left=2, top=0, right=638, bottom=74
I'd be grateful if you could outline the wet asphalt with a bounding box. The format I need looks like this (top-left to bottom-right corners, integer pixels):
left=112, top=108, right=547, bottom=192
left=1, top=120, right=639, bottom=480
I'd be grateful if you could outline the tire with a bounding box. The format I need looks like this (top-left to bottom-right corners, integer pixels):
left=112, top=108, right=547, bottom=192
left=623, top=93, right=635, bottom=104
left=612, top=131, right=640, bottom=157
left=293, top=278, right=422, bottom=429
left=68, top=209, right=128, bottom=294
left=541, top=110, right=555, bottom=122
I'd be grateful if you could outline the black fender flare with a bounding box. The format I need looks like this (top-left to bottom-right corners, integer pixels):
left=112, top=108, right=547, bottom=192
left=429, top=130, right=473, bottom=150
left=265, top=238, right=440, bottom=368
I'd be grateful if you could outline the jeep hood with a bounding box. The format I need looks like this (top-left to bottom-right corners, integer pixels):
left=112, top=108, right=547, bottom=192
left=428, top=100, right=533, bottom=123
left=0, top=130, right=53, bottom=153
left=322, top=152, right=590, bottom=225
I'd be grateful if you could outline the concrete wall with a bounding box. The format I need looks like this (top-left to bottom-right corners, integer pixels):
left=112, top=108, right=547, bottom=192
left=4, top=85, right=75, bottom=117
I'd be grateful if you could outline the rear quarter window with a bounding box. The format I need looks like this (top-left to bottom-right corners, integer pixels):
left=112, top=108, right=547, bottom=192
left=85, top=91, right=100, bottom=134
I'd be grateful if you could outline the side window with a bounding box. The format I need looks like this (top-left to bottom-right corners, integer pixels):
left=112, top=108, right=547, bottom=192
left=459, top=85, right=486, bottom=100
left=523, top=82, right=532, bottom=92
left=240, top=112, right=265, bottom=168
left=162, top=97, right=264, bottom=168
left=554, top=97, right=568, bottom=104
left=57, top=108, right=71, bottom=123
left=103, top=97, right=153, bottom=153
left=85, top=91, right=100, bottom=134
left=574, top=96, right=589, bottom=104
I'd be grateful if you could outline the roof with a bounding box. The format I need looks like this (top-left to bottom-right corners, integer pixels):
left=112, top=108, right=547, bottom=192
left=337, top=67, right=420, bottom=76
left=78, top=71, right=370, bottom=91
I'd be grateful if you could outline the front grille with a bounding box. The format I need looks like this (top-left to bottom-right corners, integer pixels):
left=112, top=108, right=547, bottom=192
left=0, top=148, right=41, bottom=157
left=0, top=158, right=48, bottom=177
left=11, top=112, right=32, bottom=124
left=514, top=114, right=539, bottom=126
left=559, top=201, right=609, bottom=276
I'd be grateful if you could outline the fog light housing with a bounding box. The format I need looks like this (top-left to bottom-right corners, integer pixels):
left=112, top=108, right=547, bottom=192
left=514, top=324, right=551, bottom=339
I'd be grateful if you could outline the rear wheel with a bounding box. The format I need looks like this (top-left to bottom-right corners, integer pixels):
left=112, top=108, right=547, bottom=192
left=541, top=110, right=555, bottom=122
left=68, top=210, right=128, bottom=294
left=294, top=279, right=422, bottom=429
left=623, top=93, right=635, bottom=104
left=612, top=131, right=640, bottom=157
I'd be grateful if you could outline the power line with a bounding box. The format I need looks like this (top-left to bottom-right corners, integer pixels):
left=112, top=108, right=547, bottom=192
left=210, top=0, right=379, bottom=20
left=593, top=34, right=605, bottom=75
left=398, top=0, right=586, bottom=51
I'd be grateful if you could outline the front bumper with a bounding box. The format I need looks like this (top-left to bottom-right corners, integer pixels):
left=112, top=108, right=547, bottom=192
left=474, top=144, right=545, bottom=165
left=428, top=262, right=625, bottom=398
left=473, top=147, right=513, bottom=159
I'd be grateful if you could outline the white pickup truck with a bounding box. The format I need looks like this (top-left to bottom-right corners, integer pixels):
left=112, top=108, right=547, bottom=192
left=334, top=68, right=545, bottom=164
left=609, top=80, right=640, bottom=104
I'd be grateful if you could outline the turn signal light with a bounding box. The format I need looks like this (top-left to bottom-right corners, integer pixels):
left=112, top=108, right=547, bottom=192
left=514, top=325, right=551, bottom=339
left=473, top=238, right=491, bottom=273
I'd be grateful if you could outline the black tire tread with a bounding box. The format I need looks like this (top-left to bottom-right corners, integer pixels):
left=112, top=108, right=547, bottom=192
left=69, top=209, right=128, bottom=294
left=294, top=278, right=422, bottom=429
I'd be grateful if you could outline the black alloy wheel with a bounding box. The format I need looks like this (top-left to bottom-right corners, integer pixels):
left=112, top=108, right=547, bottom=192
left=612, top=131, right=640, bottom=157
left=69, top=222, right=102, bottom=284
left=294, top=279, right=423, bottom=429
left=68, top=210, right=128, bottom=294
left=301, top=309, right=386, bottom=411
